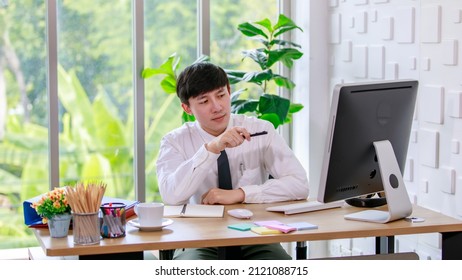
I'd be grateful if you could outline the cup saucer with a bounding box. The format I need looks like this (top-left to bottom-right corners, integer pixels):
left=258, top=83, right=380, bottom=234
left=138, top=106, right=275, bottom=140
left=128, top=218, right=173, bottom=232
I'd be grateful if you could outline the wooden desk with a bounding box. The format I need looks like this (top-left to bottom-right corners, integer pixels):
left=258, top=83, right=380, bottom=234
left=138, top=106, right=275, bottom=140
left=33, top=203, right=462, bottom=260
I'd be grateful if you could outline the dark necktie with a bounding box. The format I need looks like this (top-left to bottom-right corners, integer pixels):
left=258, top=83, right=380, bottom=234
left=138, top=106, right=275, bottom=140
left=217, top=150, right=232, bottom=190
left=217, top=150, right=242, bottom=259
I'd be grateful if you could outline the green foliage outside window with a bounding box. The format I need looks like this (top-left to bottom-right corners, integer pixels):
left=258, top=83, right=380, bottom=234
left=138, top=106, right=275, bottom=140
left=0, top=0, right=282, bottom=249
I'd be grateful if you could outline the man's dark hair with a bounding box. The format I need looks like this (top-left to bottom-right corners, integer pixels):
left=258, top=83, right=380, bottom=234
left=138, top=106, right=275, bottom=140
left=176, top=62, right=229, bottom=105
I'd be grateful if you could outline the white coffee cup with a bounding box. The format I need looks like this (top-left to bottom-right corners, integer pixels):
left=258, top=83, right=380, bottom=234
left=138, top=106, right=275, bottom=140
left=134, top=202, right=164, bottom=227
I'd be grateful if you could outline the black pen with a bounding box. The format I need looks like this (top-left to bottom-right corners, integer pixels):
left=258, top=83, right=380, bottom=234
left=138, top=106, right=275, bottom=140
left=250, top=131, right=268, bottom=137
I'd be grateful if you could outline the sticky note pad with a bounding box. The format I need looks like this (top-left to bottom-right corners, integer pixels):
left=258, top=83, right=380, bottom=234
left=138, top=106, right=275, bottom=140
left=253, top=220, right=283, bottom=227
left=251, top=226, right=281, bottom=235
left=227, top=223, right=254, bottom=231
left=286, top=222, right=318, bottom=230
left=265, top=224, right=297, bottom=233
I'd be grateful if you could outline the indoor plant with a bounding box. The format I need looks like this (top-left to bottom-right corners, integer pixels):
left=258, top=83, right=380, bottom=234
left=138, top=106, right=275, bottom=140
left=226, top=14, right=304, bottom=128
left=31, top=187, right=72, bottom=238
left=142, top=14, right=304, bottom=128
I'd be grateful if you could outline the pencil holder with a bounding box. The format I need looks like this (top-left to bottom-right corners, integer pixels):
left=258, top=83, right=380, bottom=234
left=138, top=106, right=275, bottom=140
left=72, top=211, right=101, bottom=245
left=100, top=202, right=126, bottom=238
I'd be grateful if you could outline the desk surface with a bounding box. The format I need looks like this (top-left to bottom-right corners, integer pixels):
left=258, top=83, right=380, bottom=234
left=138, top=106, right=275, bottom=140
left=34, top=202, right=462, bottom=257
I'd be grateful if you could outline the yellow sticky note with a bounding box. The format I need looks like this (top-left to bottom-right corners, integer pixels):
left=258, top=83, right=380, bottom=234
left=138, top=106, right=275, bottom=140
left=250, top=226, right=281, bottom=235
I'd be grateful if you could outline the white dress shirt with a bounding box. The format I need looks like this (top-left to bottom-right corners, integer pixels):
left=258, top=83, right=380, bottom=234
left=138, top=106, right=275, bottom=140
left=156, top=114, right=309, bottom=205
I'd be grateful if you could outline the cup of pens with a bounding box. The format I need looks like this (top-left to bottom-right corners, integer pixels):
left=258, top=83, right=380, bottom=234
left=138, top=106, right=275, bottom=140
left=65, top=182, right=106, bottom=245
left=100, top=202, right=126, bottom=238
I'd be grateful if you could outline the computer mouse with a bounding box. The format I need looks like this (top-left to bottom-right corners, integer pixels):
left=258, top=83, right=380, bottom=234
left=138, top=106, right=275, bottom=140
left=227, top=208, right=253, bottom=219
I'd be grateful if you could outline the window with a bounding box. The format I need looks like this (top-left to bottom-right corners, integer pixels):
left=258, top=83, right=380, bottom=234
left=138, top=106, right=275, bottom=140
left=144, top=0, right=197, bottom=201
left=0, top=0, right=287, bottom=249
left=56, top=0, right=135, bottom=199
left=0, top=0, right=48, bottom=249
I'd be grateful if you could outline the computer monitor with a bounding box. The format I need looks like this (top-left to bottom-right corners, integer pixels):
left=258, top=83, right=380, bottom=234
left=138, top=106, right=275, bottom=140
left=317, top=80, right=419, bottom=223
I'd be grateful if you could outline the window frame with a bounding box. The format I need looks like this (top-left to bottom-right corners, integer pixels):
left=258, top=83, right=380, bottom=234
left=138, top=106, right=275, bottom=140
left=45, top=0, right=292, bottom=203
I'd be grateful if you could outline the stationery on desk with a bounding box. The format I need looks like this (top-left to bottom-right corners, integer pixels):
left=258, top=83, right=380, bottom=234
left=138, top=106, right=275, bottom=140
left=23, top=195, right=139, bottom=228
left=251, top=226, right=282, bottom=235
left=227, top=223, right=255, bottom=231
left=265, top=200, right=344, bottom=215
left=286, top=222, right=318, bottom=230
left=228, top=220, right=318, bottom=234
left=164, top=204, right=224, bottom=218
left=254, top=220, right=297, bottom=233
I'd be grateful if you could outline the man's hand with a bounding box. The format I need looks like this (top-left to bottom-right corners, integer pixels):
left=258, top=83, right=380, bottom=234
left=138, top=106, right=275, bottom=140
left=206, top=127, right=250, bottom=154
left=201, top=188, right=245, bottom=205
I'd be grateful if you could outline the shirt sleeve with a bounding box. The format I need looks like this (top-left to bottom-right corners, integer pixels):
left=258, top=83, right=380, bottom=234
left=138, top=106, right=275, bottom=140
left=156, top=136, right=219, bottom=205
left=240, top=125, right=310, bottom=203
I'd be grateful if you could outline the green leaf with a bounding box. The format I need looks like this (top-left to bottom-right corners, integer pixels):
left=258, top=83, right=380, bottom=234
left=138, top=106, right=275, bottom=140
left=3, top=126, right=48, bottom=150
left=226, top=70, right=247, bottom=84
left=142, top=53, right=180, bottom=79
left=57, top=65, right=97, bottom=151
left=273, top=14, right=303, bottom=38
left=259, top=113, right=282, bottom=129
left=242, top=69, right=273, bottom=85
left=273, top=14, right=293, bottom=30
left=0, top=144, right=27, bottom=168
left=142, top=68, right=168, bottom=79
left=160, top=76, right=177, bottom=94
left=92, top=91, right=129, bottom=166
left=230, top=88, right=248, bottom=102
left=258, top=94, right=290, bottom=124
left=238, top=22, right=268, bottom=39
left=284, top=114, right=293, bottom=124
left=145, top=94, right=177, bottom=143
left=193, top=55, right=210, bottom=64
left=181, top=112, right=196, bottom=123
left=267, top=48, right=303, bottom=68
left=273, top=75, right=296, bottom=89
left=21, top=154, right=48, bottom=200
left=241, top=49, right=268, bottom=69
left=81, top=153, right=117, bottom=197
left=254, top=18, right=273, bottom=33
left=289, top=103, right=304, bottom=113
left=270, top=39, right=302, bottom=49
left=274, top=26, right=302, bottom=38
left=254, top=37, right=271, bottom=48
left=231, top=99, right=259, bottom=114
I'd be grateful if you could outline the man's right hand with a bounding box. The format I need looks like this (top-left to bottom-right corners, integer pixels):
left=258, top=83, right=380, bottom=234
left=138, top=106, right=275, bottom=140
left=206, top=126, right=250, bottom=154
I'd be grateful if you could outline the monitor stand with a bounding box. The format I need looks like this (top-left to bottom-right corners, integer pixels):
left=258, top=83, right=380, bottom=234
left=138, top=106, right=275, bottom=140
left=344, top=140, right=413, bottom=223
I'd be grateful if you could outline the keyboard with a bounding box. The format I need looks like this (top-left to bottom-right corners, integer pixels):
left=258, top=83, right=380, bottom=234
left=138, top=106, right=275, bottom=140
left=266, top=200, right=345, bottom=215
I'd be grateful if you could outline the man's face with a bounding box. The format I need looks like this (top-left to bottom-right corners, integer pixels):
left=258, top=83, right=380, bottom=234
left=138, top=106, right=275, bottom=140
left=181, top=85, right=231, bottom=136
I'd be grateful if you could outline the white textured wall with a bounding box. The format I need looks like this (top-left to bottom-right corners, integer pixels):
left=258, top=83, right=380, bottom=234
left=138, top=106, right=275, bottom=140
left=298, top=0, right=462, bottom=260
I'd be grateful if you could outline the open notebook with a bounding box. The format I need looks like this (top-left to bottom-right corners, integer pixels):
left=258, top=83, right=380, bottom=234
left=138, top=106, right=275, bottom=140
left=164, top=204, right=224, bottom=218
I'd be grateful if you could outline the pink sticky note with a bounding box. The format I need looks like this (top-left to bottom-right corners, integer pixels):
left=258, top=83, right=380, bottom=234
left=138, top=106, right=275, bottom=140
left=265, top=224, right=297, bottom=233
left=254, top=220, right=283, bottom=227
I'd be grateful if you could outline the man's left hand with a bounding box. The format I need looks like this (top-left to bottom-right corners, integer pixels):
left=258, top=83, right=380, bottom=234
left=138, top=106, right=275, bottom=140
left=201, top=188, right=245, bottom=205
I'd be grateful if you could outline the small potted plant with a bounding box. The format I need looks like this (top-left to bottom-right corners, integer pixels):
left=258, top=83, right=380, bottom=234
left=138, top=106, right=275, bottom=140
left=31, top=187, right=72, bottom=238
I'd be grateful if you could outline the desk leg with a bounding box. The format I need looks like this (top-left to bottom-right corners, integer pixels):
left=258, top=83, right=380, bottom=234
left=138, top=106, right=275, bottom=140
left=159, top=249, right=175, bottom=260
left=296, top=241, right=307, bottom=260
left=442, top=231, right=462, bottom=260
left=375, top=236, right=394, bottom=254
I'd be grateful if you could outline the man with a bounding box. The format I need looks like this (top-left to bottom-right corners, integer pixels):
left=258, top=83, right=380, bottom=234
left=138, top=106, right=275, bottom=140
left=156, top=62, right=309, bottom=260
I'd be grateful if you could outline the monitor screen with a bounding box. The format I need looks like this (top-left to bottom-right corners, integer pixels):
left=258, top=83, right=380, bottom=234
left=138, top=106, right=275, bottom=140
left=317, top=80, right=418, bottom=223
